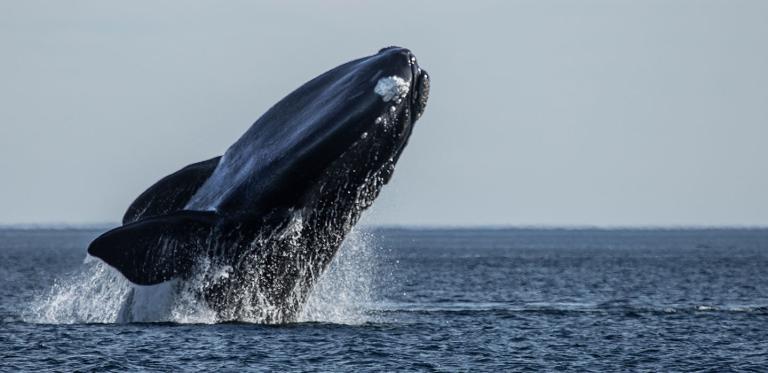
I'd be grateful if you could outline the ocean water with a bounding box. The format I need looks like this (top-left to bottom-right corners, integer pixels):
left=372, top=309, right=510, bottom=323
left=1, top=227, right=767, bottom=371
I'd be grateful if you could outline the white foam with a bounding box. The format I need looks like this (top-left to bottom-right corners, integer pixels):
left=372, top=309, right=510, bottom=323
left=374, top=76, right=409, bottom=102
left=25, top=258, right=132, bottom=324
left=26, top=229, right=381, bottom=325
left=118, top=281, right=177, bottom=322
left=298, top=229, right=379, bottom=324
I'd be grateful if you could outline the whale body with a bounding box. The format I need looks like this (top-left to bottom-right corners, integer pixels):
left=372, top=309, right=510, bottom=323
left=87, top=47, right=430, bottom=322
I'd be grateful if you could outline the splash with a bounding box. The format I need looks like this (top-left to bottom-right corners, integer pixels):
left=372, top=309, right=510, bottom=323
left=25, top=229, right=380, bottom=325
left=25, top=257, right=132, bottom=324
left=299, top=229, right=379, bottom=324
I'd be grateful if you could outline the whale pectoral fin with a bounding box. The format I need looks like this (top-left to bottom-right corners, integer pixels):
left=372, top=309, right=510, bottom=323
left=88, top=211, right=218, bottom=285
left=123, top=156, right=221, bottom=224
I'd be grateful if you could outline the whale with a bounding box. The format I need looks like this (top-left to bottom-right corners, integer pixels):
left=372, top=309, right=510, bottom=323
left=87, top=46, right=430, bottom=322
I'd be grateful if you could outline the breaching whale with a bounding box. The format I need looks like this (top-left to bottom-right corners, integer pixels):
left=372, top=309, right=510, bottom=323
left=87, top=46, right=430, bottom=322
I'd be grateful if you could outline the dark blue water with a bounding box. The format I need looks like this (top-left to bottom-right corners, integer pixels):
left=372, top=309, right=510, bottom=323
left=2, top=228, right=768, bottom=371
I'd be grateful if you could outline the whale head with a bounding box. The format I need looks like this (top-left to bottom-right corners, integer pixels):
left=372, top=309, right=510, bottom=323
left=186, top=46, right=431, bottom=217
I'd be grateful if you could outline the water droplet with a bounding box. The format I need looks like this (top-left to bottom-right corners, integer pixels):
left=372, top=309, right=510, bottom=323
left=360, top=132, right=368, bottom=139
left=375, top=117, right=382, bottom=124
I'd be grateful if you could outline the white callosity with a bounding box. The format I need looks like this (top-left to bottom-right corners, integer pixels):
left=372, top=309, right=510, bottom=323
left=374, top=76, right=409, bottom=102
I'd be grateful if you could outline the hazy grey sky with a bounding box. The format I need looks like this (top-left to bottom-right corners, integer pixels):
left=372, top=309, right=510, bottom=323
left=1, top=1, right=767, bottom=226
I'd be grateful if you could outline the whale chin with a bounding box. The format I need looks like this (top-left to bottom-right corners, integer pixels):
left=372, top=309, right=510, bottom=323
left=87, top=46, right=429, bottom=322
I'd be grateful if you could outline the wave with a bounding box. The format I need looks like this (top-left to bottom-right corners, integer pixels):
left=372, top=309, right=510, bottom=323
left=370, top=301, right=768, bottom=317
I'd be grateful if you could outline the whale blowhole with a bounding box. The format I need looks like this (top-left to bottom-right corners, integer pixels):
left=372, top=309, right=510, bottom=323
left=374, top=76, right=409, bottom=102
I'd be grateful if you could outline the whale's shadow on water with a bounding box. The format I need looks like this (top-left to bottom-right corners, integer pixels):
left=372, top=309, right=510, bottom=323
left=29, top=46, right=427, bottom=324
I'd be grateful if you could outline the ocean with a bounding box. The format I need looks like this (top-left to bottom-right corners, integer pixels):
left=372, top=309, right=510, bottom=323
left=1, top=227, right=767, bottom=371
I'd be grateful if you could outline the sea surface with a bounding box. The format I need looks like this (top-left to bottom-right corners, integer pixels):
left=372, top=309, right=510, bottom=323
left=1, top=227, right=767, bottom=371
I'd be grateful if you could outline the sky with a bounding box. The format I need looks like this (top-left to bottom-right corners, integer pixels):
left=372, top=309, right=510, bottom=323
left=1, top=1, right=767, bottom=227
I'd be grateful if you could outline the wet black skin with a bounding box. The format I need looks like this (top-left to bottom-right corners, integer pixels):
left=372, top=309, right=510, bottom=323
left=88, top=46, right=429, bottom=321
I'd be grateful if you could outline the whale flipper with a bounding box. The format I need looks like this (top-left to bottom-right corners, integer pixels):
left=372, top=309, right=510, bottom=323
left=89, top=211, right=218, bottom=285
left=123, top=157, right=221, bottom=224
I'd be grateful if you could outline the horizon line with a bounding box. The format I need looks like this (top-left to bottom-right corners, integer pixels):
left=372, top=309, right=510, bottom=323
left=1, top=222, right=767, bottom=231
